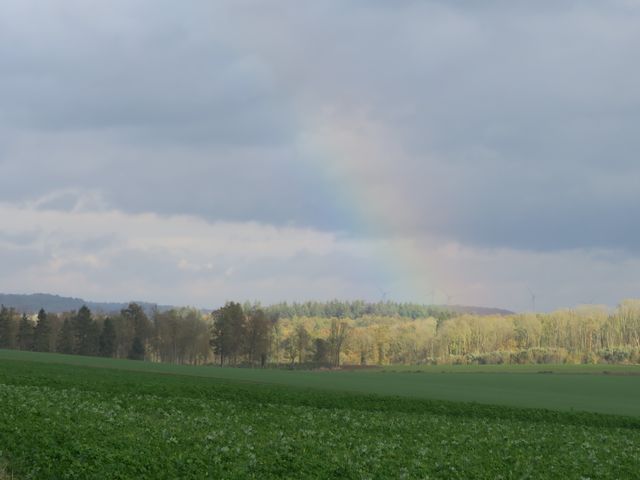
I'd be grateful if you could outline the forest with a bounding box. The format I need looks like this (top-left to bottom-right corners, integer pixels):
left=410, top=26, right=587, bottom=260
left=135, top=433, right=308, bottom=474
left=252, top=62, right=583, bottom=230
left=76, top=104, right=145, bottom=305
left=0, top=300, right=639, bottom=367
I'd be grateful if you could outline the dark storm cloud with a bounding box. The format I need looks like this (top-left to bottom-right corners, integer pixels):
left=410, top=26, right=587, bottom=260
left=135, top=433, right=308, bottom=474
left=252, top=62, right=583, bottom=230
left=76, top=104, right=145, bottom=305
left=1, top=0, right=639, bottom=253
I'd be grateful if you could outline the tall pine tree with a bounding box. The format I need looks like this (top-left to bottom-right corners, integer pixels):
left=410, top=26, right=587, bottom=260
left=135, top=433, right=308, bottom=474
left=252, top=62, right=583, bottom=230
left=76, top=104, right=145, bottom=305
left=33, top=308, right=52, bottom=352
left=75, top=306, right=99, bottom=356
left=0, top=305, right=16, bottom=349
left=99, top=317, right=117, bottom=357
left=17, top=314, right=34, bottom=351
left=121, top=303, right=151, bottom=355
left=0, top=305, right=7, bottom=348
left=57, top=318, right=75, bottom=354
left=128, top=336, right=145, bottom=360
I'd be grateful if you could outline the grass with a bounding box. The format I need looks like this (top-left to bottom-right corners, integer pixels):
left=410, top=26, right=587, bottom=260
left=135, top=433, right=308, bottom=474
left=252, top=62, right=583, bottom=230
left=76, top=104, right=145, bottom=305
left=0, top=350, right=639, bottom=478
left=1, top=349, right=639, bottom=416
left=381, top=362, right=640, bottom=374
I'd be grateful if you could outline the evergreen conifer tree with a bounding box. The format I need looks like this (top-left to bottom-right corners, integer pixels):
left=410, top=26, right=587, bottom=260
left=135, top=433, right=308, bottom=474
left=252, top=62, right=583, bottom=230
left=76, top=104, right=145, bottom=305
left=33, top=308, right=52, bottom=352
left=99, top=318, right=117, bottom=357
left=75, top=306, right=99, bottom=356
left=128, top=336, right=145, bottom=360
left=0, top=305, right=13, bottom=349
left=17, top=314, right=34, bottom=351
left=57, top=318, right=75, bottom=354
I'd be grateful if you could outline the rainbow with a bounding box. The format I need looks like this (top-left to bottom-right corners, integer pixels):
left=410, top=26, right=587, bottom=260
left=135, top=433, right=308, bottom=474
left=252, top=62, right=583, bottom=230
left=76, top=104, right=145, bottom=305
left=297, top=111, right=442, bottom=304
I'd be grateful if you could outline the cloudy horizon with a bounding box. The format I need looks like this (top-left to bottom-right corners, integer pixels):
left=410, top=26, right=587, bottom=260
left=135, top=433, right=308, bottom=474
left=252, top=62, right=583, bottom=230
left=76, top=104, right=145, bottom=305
left=1, top=1, right=639, bottom=311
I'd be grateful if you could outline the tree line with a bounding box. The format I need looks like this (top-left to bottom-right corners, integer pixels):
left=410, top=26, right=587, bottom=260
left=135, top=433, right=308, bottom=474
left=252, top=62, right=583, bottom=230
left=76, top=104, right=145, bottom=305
left=1, top=300, right=639, bottom=366
left=0, top=303, right=211, bottom=363
left=259, top=300, right=453, bottom=321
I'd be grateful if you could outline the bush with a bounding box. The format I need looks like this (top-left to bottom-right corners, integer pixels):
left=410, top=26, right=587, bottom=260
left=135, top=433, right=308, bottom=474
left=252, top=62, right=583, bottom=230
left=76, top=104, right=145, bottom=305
left=581, top=351, right=599, bottom=364
left=598, top=348, right=635, bottom=364
left=527, top=347, right=569, bottom=364
left=466, top=351, right=511, bottom=365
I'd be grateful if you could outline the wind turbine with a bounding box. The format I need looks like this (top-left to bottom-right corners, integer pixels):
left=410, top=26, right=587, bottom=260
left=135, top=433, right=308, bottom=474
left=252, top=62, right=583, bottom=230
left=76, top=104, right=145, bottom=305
left=377, top=286, right=390, bottom=303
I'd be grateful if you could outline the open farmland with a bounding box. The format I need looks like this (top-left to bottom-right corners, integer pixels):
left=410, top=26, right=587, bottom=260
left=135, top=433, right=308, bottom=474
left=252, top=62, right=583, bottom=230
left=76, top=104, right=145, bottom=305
left=0, top=351, right=639, bottom=479
left=2, top=349, right=639, bottom=416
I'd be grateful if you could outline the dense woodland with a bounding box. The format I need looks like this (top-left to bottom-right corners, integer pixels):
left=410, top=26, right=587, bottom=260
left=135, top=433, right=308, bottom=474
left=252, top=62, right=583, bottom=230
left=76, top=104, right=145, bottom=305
left=260, top=300, right=453, bottom=320
left=0, top=300, right=639, bottom=366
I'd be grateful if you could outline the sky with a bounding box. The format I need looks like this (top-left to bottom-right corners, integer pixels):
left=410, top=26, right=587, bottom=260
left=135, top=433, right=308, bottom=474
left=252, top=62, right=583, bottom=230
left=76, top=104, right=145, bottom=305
left=1, top=0, right=639, bottom=312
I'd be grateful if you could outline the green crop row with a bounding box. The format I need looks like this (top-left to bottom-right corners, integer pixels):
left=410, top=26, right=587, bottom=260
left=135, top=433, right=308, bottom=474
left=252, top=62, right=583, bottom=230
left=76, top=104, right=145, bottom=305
left=0, top=359, right=638, bottom=479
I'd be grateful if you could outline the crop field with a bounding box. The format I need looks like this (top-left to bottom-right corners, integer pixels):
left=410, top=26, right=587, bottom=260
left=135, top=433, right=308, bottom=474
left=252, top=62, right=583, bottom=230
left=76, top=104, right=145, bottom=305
left=2, top=349, right=639, bottom=416
left=0, top=351, right=639, bottom=479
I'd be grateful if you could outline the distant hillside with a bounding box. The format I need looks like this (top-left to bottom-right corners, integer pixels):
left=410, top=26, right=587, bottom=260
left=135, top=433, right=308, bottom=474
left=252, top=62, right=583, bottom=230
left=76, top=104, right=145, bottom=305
left=0, top=293, right=514, bottom=317
left=0, top=293, right=169, bottom=314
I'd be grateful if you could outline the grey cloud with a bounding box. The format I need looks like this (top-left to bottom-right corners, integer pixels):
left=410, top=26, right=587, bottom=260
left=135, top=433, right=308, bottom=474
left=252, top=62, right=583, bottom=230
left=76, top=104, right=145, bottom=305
left=1, top=0, right=639, bottom=256
left=0, top=141, right=348, bottom=230
left=0, top=2, right=292, bottom=146
left=0, top=230, right=41, bottom=247
left=23, top=245, right=390, bottom=308
left=0, top=245, right=47, bottom=272
left=230, top=251, right=387, bottom=286
left=273, top=0, right=640, bottom=252
left=51, top=235, right=120, bottom=254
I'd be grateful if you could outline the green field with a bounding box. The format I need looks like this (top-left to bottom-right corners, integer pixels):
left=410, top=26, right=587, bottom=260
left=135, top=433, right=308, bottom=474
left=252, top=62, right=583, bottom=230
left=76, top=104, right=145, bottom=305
left=0, top=350, right=639, bottom=479
left=1, top=349, right=639, bottom=416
